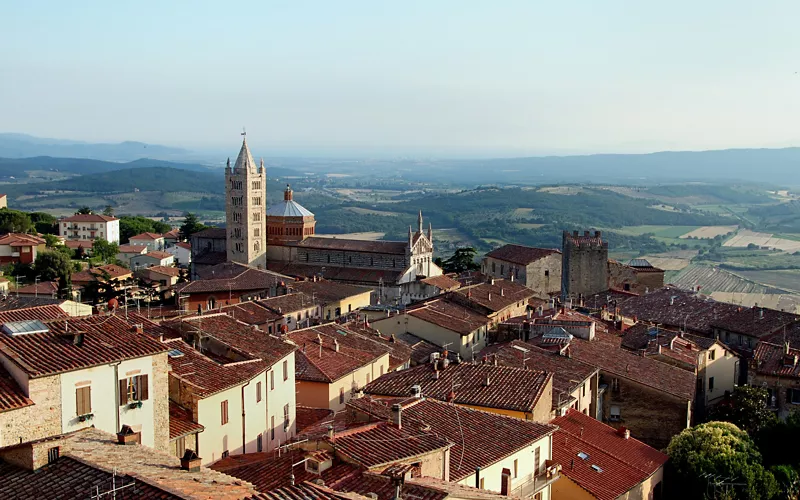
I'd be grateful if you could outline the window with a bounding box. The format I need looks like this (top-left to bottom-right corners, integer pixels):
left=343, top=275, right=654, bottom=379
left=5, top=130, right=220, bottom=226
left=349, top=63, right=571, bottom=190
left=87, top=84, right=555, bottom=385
left=271, top=370, right=275, bottom=390
left=233, top=212, right=241, bottom=223
left=492, top=262, right=496, bottom=273
left=234, top=228, right=242, bottom=239
left=76, top=386, right=92, bottom=416
left=256, top=382, right=262, bottom=402
left=609, top=405, right=621, bottom=421
left=252, top=181, right=261, bottom=190
left=252, top=197, right=262, bottom=206
left=254, top=228, right=260, bottom=237
left=118, top=375, right=148, bottom=405
left=48, top=447, right=60, bottom=464
left=709, top=349, right=716, bottom=361
left=253, top=212, right=261, bottom=222
left=284, top=404, right=290, bottom=429
left=271, top=416, right=275, bottom=439
left=513, top=459, right=518, bottom=478
left=790, top=388, right=800, bottom=405
left=221, top=400, right=229, bottom=425
left=235, top=242, right=243, bottom=253
left=534, top=494, right=542, bottom=500
left=500, top=264, right=504, bottom=275
left=366, top=373, right=371, bottom=385
left=709, top=377, right=715, bottom=392
left=283, top=360, right=288, bottom=381
left=583, top=383, right=586, bottom=398
left=534, top=447, right=540, bottom=474
left=222, top=450, right=229, bottom=458
left=257, top=435, right=263, bottom=452
left=339, top=387, right=345, bottom=404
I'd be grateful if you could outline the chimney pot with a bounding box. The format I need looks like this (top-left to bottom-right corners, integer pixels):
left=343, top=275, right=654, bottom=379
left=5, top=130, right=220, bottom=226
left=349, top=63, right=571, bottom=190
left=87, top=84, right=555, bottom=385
left=180, top=449, right=202, bottom=472
left=391, top=404, right=402, bottom=429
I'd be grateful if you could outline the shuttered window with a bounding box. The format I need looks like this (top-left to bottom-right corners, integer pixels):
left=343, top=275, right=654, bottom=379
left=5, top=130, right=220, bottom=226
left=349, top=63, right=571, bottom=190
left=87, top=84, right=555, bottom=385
left=283, top=360, right=288, bottom=381
left=76, top=387, right=91, bottom=416
left=119, top=375, right=149, bottom=405
left=221, top=400, right=229, bottom=425
left=256, top=382, right=262, bottom=402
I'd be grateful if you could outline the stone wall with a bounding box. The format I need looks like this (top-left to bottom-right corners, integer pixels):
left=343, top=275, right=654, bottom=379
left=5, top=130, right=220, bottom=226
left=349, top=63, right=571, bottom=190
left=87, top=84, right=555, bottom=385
left=297, top=248, right=408, bottom=271
left=0, top=375, right=62, bottom=447
left=525, top=253, right=562, bottom=298
left=608, top=261, right=664, bottom=294
left=151, top=353, right=170, bottom=453
left=561, top=231, right=608, bottom=300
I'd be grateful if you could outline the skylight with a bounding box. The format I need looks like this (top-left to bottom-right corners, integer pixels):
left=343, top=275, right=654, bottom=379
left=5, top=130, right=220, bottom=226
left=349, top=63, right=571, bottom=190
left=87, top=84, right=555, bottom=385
left=591, top=465, right=603, bottom=473
left=2, top=320, right=49, bottom=336
left=168, top=349, right=184, bottom=358
left=577, top=452, right=589, bottom=460
left=511, top=345, right=529, bottom=353
left=336, top=330, right=348, bottom=336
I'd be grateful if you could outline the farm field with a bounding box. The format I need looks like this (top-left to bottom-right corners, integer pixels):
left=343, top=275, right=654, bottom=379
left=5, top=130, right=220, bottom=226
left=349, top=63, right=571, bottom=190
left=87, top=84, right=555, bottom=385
left=344, top=207, right=400, bottom=216
left=515, top=223, right=546, bottom=230
left=512, top=208, right=535, bottom=216
left=723, top=229, right=800, bottom=253
left=680, top=225, right=738, bottom=239
left=736, top=270, right=800, bottom=294
left=670, top=263, right=785, bottom=294
left=708, top=292, right=800, bottom=313
left=608, top=225, right=702, bottom=238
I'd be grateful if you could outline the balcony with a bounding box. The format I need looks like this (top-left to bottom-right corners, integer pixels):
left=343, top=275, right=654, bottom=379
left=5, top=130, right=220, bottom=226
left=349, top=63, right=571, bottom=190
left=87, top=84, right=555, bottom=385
left=511, top=461, right=562, bottom=498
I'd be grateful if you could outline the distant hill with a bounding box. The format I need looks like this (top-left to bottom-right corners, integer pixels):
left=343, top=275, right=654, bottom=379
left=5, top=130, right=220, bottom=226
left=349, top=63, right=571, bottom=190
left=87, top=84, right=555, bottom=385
left=0, top=133, right=190, bottom=162
left=0, top=156, right=214, bottom=178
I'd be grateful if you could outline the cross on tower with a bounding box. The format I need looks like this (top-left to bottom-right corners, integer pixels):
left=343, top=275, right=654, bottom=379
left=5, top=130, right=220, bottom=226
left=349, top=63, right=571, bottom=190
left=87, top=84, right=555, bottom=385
left=241, top=127, right=246, bottom=138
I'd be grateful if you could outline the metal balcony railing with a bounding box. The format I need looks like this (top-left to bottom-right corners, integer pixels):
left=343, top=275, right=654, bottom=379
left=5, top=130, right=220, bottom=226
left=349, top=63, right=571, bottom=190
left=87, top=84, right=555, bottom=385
left=511, top=462, right=562, bottom=497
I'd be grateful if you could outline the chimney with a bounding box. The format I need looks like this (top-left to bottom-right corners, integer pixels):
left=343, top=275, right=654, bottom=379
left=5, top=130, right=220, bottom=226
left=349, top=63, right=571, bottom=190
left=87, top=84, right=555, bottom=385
left=475, top=467, right=481, bottom=489
left=447, top=390, right=456, bottom=403
left=500, top=288, right=504, bottom=297
left=490, top=278, right=495, bottom=286
left=527, top=309, right=532, bottom=320
left=116, top=425, right=141, bottom=446
left=785, top=342, right=791, bottom=355
left=510, top=274, right=514, bottom=282
left=493, top=354, right=499, bottom=367
left=759, top=309, right=764, bottom=320
left=669, top=296, right=675, bottom=306
left=333, top=339, right=340, bottom=352
left=500, top=468, right=512, bottom=496
left=327, top=424, right=334, bottom=440
left=132, top=324, right=143, bottom=334
left=617, top=426, right=630, bottom=439
left=72, top=332, right=84, bottom=347
left=391, top=404, right=402, bottom=429
left=483, top=375, right=491, bottom=387
left=180, top=450, right=202, bottom=472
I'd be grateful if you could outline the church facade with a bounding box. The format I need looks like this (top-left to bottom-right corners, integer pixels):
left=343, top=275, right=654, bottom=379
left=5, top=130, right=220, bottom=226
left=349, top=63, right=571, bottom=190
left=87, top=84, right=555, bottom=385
left=191, top=137, right=443, bottom=304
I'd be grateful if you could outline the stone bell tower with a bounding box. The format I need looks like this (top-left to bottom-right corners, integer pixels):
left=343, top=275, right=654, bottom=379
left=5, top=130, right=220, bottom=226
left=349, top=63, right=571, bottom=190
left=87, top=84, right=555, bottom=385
left=225, top=133, right=267, bottom=268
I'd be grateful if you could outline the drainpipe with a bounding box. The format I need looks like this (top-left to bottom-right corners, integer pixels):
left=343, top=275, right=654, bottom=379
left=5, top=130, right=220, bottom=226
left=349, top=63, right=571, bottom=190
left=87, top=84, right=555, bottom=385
left=475, top=466, right=481, bottom=489
left=112, top=362, right=121, bottom=432
left=241, top=379, right=251, bottom=453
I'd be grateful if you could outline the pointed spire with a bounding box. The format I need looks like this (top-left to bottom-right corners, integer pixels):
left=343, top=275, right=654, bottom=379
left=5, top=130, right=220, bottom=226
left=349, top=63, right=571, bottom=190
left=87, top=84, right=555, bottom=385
left=408, top=225, right=413, bottom=246
left=260, top=157, right=264, bottom=174
left=428, top=222, right=433, bottom=242
left=418, top=210, right=423, bottom=233
left=233, top=134, right=257, bottom=173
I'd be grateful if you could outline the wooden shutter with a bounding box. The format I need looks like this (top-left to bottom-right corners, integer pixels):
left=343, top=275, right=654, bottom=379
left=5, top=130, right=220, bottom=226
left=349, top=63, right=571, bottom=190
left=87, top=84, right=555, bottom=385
left=76, top=387, right=91, bottom=415
left=139, top=374, right=149, bottom=401
left=119, top=379, right=128, bottom=405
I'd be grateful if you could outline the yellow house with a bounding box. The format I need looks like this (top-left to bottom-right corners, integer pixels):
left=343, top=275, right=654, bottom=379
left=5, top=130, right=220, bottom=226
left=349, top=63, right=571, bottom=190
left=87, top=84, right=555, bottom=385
left=291, top=280, right=373, bottom=320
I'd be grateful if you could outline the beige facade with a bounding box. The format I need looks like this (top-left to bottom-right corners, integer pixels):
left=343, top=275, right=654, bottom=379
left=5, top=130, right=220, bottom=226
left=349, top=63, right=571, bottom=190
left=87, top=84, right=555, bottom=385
left=225, top=137, right=267, bottom=269
left=297, top=352, right=390, bottom=412
left=321, top=289, right=372, bottom=320
left=552, top=467, right=664, bottom=500
left=482, top=253, right=562, bottom=299
left=371, top=313, right=489, bottom=360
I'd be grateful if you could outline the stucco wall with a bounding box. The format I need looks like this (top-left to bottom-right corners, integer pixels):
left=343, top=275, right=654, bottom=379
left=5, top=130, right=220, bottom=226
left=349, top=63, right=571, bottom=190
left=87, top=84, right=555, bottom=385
left=371, top=314, right=485, bottom=359
left=703, top=345, right=738, bottom=406
left=322, top=290, right=372, bottom=320
left=266, top=353, right=297, bottom=450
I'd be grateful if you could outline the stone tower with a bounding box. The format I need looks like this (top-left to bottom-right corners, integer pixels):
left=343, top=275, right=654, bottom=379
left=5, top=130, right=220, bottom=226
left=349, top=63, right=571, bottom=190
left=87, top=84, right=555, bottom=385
left=225, top=136, right=267, bottom=269
left=561, top=230, right=608, bottom=302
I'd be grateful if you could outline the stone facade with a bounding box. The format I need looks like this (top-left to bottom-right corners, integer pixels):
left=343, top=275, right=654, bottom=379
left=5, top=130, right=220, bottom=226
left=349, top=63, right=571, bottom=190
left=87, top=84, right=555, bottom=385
left=151, top=353, right=170, bottom=453
left=0, top=375, right=62, bottom=448
left=225, top=137, right=267, bottom=269
left=608, top=260, right=665, bottom=294
left=483, top=253, right=561, bottom=299
left=561, top=231, right=608, bottom=302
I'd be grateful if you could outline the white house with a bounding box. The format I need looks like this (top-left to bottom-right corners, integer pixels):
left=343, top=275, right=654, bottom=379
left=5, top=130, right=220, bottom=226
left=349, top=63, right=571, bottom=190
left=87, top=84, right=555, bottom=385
left=0, top=315, right=170, bottom=452
left=117, top=244, right=148, bottom=263
left=166, top=241, right=192, bottom=268
left=129, top=232, right=166, bottom=252
left=131, top=251, right=175, bottom=270
left=59, top=214, right=120, bottom=244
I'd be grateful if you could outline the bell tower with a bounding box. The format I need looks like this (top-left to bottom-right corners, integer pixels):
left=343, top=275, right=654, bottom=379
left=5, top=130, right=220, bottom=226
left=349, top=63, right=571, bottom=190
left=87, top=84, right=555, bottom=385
left=225, top=132, right=267, bottom=268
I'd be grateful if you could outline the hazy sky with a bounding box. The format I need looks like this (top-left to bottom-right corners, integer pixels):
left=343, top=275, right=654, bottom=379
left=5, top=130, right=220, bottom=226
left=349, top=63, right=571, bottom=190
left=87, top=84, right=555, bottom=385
left=2, top=1, right=799, bottom=157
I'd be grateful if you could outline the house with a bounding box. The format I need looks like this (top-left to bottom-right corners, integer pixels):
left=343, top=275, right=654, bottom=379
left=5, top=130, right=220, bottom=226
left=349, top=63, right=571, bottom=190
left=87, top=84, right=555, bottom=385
left=220, top=301, right=284, bottom=335
left=0, top=233, right=46, bottom=265
left=0, top=296, right=93, bottom=318
left=482, top=245, right=562, bottom=298
left=131, top=251, right=175, bottom=269
left=140, top=265, right=182, bottom=287
left=58, top=213, right=120, bottom=243
left=257, top=292, right=321, bottom=332
left=749, top=342, right=800, bottom=419
left=116, top=243, right=148, bottom=263
left=169, top=400, right=204, bottom=458
left=128, top=232, right=166, bottom=251
left=607, top=259, right=665, bottom=295
left=348, top=397, right=560, bottom=498
left=168, top=241, right=192, bottom=267
left=289, top=279, right=373, bottom=320
left=481, top=339, right=600, bottom=418
left=621, top=323, right=739, bottom=411
left=15, top=280, right=59, bottom=298
left=63, top=239, right=94, bottom=256
left=71, top=263, right=133, bottom=288
left=287, top=323, right=392, bottom=411
left=166, top=313, right=298, bottom=459
left=176, top=262, right=293, bottom=312
left=363, top=361, right=554, bottom=422
left=370, top=297, right=491, bottom=360
left=400, top=273, right=462, bottom=305
left=550, top=410, right=667, bottom=500
left=452, top=277, right=535, bottom=325
left=0, top=314, right=170, bottom=451
left=163, top=228, right=181, bottom=247
left=0, top=194, right=6, bottom=209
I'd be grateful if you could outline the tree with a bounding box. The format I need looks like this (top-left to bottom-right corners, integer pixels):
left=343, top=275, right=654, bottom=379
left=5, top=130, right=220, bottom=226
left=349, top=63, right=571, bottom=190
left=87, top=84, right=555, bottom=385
left=179, top=212, right=207, bottom=241
left=75, top=207, right=93, bottom=215
left=119, top=216, right=172, bottom=243
left=440, top=247, right=480, bottom=274
left=769, top=465, right=799, bottom=500
left=93, top=238, right=119, bottom=264
left=42, top=234, right=60, bottom=248
left=102, top=205, right=115, bottom=217
left=29, top=212, right=57, bottom=234
left=667, top=421, right=778, bottom=500
left=0, top=208, right=33, bottom=234
left=32, top=250, right=72, bottom=297
left=709, top=386, right=778, bottom=435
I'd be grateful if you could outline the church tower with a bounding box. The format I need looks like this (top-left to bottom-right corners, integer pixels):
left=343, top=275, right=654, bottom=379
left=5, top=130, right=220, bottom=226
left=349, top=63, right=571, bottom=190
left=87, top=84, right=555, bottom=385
left=225, top=134, right=267, bottom=269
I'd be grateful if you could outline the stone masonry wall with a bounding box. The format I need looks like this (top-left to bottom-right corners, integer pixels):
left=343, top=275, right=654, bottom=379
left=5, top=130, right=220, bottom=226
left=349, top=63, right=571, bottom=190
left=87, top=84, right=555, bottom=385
left=0, top=375, right=62, bottom=447
left=561, top=232, right=608, bottom=300
left=297, top=248, right=408, bottom=271
left=151, top=353, right=170, bottom=453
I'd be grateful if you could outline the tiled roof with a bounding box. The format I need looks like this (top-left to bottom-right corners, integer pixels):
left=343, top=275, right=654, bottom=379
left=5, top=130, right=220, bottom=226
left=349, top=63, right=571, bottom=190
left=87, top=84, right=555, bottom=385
left=340, top=320, right=413, bottom=370
left=118, top=244, right=148, bottom=254
left=551, top=410, right=667, bottom=500
left=296, top=406, right=335, bottom=435
left=169, top=401, right=204, bottom=440
left=0, top=314, right=168, bottom=378
left=419, top=274, right=461, bottom=291
left=0, top=455, right=182, bottom=500
left=288, top=324, right=389, bottom=383
left=143, top=251, right=173, bottom=259
left=393, top=332, right=445, bottom=366
left=289, top=280, right=372, bottom=305
left=211, top=448, right=360, bottom=493
left=615, top=287, right=740, bottom=334
left=709, top=306, right=798, bottom=337
left=291, top=237, right=407, bottom=255
left=0, top=296, right=66, bottom=311
left=753, top=342, right=800, bottom=378
left=0, top=363, right=33, bottom=413
left=363, top=363, right=551, bottom=414
left=258, top=293, right=317, bottom=315
left=166, top=314, right=295, bottom=367
left=331, top=421, right=452, bottom=468
left=0, top=304, right=72, bottom=323
left=621, top=323, right=719, bottom=365
left=396, top=298, right=489, bottom=336
left=332, top=472, right=449, bottom=500
left=485, top=245, right=560, bottom=266
left=15, top=280, right=59, bottom=296
left=567, top=334, right=696, bottom=401
left=455, top=279, right=534, bottom=314
left=130, top=232, right=164, bottom=241
left=181, top=264, right=291, bottom=294
left=191, top=227, right=226, bottom=239
left=165, top=339, right=268, bottom=398
left=348, top=397, right=557, bottom=481
left=266, top=199, right=315, bottom=217
left=60, top=214, right=118, bottom=222
left=64, top=239, right=94, bottom=249
left=72, top=264, right=132, bottom=283
left=480, top=340, right=598, bottom=411
left=146, top=265, right=181, bottom=277
left=163, top=229, right=180, bottom=239
left=221, top=301, right=283, bottom=325
left=250, top=483, right=357, bottom=500
left=0, top=233, right=46, bottom=247
left=192, top=250, right=227, bottom=266
left=268, top=262, right=403, bottom=287
left=176, top=241, right=191, bottom=250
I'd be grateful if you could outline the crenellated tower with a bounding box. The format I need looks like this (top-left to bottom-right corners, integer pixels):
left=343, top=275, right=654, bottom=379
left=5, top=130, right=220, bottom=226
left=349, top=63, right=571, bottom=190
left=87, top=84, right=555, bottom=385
left=225, top=135, right=267, bottom=269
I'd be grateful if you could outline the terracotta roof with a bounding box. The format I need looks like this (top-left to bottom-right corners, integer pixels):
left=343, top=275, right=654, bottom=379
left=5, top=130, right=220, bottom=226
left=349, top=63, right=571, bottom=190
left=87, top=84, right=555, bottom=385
left=363, top=363, right=551, bottom=414
left=419, top=274, right=461, bottom=291
left=221, top=301, right=283, bottom=325
left=0, top=363, right=33, bottom=413
left=753, top=341, right=800, bottom=378
left=0, top=304, right=72, bottom=323
left=163, top=229, right=180, bottom=239
left=146, top=265, right=181, bottom=277
left=0, top=233, right=46, bottom=247
left=296, top=406, right=335, bottom=435
left=169, top=401, right=204, bottom=440
left=258, top=293, right=317, bottom=315
left=331, top=421, right=452, bottom=468
left=192, top=250, right=226, bottom=266
left=709, top=306, right=798, bottom=337
left=485, top=245, right=560, bottom=266
left=176, top=241, right=191, bottom=249
left=64, top=239, right=94, bottom=249
left=0, top=315, right=168, bottom=378
left=393, top=332, right=445, bottom=366
left=72, top=264, right=132, bottom=283
left=0, top=296, right=66, bottom=311
left=454, top=279, right=534, bottom=314
left=480, top=340, right=598, bottom=411
left=567, top=335, right=696, bottom=401
left=15, top=281, right=59, bottom=296
left=621, top=323, right=719, bottom=365
left=130, top=232, right=164, bottom=241
left=332, top=472, right=449, bottom=500
left=291, top=237, right=407, bottom=255
left=268, top=262, right=403, bottom=287
left=60, top=214, right=118, bottom=222
left=392, top=298, right=489, bottom=336
left=165, top=339, right=268, bottom=398
left=288, top=324, right=389, bottom=383
left=181, top=264, right=291, bottom=294
left=348, top=397, right=557, bottom=481
left=290, top=280, right=372, bottom=305
left=143, top=251, right=173, bottom=259
left=551, top=410, right=667, bottom=500
left=118, top=244, right=148, bottom=254
left=251, top=483, right=360, bottom=500
left=340, top=320, right=413, bottom=370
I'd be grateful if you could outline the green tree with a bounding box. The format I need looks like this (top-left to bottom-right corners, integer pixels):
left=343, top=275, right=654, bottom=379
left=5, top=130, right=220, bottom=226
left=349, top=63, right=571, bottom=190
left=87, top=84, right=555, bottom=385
left=119, top=216, right=172, bottom=243
left=179, top=212, right=207, bottom=241
left=75, top=207, right=93, bottom=215
left=32, top=250, right=72, bottom=297
left=42, top=234, right=60, bottom=248
left=102, top=205, right=115, bottom=217
left=92, top=238, right=119, bottom=264
left=769, top=465, right=799, bottom=500
left=441, top=247, right=480, bottom=273
left=29, top=212, right=57, bottom=234
left=0, top=208, right=33, bottom=234
left=667, top=421, right=778, bottom=500
left=709, top=386, right=778, bottom=435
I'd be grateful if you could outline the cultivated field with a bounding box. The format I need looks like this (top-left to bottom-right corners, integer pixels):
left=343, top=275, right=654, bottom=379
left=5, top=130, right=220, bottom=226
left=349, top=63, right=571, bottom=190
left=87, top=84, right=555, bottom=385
left=736, top=270, right=800, bottom=294
left=723, top=230, right=800, bottom=253
left=680, top=225, right=738, bottom=239
left=344, top=207, right=400, bottom=216
left=513, top=208, right=535, bottom=216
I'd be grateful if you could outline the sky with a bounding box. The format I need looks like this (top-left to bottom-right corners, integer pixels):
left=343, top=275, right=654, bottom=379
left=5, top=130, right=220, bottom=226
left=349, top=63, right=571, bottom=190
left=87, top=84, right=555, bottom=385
left=2, top=1, right=799, bottom=157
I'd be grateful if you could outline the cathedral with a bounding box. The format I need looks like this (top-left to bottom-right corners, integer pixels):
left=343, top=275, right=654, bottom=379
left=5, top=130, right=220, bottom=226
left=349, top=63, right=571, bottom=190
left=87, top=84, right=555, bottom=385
left=192, top=136, right=443, bottom=304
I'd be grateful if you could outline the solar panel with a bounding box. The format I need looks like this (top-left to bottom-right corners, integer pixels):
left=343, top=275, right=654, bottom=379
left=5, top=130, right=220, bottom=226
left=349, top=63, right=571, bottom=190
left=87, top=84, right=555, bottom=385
left=167, top=349, right=184, bottom=358
left=336, top=330, right=348, bottom=336
left=2, top=319, right=49, bottom=336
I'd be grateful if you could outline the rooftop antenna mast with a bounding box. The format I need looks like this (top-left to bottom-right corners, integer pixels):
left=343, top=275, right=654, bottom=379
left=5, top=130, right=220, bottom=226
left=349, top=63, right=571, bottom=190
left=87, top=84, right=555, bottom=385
left=89, top=467, right=135, bottom=499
